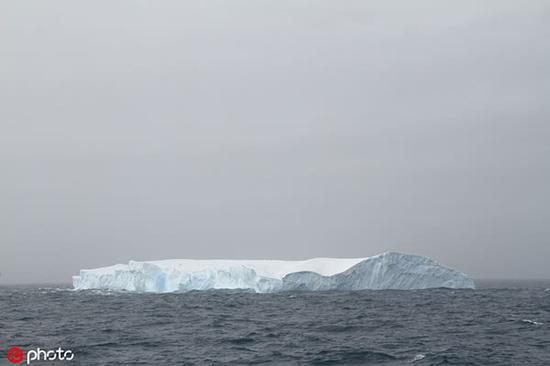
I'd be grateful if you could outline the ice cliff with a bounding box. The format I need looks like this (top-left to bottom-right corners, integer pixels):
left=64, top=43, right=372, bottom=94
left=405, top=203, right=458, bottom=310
left=72, top=252, right=475, bottom=292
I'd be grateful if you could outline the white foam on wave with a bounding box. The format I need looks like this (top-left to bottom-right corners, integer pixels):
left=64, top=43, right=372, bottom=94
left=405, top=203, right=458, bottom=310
left=521, top=319, right=543, bottom=325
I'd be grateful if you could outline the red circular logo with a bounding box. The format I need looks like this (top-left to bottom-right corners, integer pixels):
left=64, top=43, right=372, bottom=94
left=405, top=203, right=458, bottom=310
left=6, top=347, right=24, bottom=364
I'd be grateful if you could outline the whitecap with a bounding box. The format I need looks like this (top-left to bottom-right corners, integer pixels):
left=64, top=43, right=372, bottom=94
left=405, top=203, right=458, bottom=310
left=522, top=319, right=543, bottom=325
left=412, top=354, right=426, bottom=362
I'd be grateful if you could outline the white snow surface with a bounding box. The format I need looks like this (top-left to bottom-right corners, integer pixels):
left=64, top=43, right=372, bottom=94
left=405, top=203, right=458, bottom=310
left=72, top=252, right=475, bottom=293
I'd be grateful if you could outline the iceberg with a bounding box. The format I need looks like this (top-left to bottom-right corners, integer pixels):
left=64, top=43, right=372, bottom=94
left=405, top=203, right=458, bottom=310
left=72, top=252, right=475, bottom=293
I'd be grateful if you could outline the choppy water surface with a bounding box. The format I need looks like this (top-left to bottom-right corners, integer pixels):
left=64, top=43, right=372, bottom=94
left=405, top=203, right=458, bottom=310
left=1, top=281, right=549, bottom=365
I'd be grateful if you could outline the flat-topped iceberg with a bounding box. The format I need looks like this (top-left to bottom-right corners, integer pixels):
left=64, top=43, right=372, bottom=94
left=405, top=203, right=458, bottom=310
left=72, top=252, right=475, bottom=292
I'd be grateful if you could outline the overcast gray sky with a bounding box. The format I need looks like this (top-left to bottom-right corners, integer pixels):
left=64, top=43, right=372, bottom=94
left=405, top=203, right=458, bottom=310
left=1, top=1, right=549, bottom=284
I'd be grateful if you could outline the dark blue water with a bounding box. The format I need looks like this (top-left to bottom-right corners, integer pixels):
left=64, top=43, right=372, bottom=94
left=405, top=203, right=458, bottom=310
left=1, top=281, right=549, bottom=365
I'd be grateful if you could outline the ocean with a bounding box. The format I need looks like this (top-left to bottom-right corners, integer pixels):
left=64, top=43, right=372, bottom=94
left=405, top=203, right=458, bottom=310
left=1, top=281, right=549, bottom=365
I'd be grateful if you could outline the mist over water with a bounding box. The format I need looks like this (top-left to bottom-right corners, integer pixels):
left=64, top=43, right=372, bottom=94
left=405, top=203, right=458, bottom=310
left=1, top=282, right=549, bottom=365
